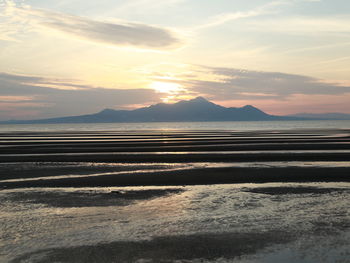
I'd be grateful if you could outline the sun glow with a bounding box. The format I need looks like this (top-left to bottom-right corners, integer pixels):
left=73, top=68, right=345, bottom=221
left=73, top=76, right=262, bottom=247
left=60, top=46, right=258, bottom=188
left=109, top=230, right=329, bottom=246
left=150, top=81, right=182, bottom=94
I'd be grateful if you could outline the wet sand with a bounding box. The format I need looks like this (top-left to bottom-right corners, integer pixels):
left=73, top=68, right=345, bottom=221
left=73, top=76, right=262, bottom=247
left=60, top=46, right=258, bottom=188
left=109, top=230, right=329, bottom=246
left=0, top=129, right=349, bottom=188
left=1, top=166, right=350, bottom=189
left=1, top=183, right=349, bottom=262
left=2, top=189, right=185, bottom=208
left=11, top=231, right=293, bottom=263
left=1, top=129, right=349, bottom=262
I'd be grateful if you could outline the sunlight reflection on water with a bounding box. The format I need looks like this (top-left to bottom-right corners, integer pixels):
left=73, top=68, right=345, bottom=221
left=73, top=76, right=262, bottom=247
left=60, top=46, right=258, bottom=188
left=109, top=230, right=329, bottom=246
left=1, top=120, right=350, bottom=132
left=1, top=183, right=349, bottom=262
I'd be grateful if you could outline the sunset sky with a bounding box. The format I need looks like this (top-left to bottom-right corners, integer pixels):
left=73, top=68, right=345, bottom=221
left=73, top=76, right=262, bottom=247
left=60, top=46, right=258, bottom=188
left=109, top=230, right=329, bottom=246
left=1, top=0, right=350, bottom=120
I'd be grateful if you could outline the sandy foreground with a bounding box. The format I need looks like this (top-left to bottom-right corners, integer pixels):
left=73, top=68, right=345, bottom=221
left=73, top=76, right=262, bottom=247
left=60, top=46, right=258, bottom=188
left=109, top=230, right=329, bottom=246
left=0, top=129, right=349, bottom=262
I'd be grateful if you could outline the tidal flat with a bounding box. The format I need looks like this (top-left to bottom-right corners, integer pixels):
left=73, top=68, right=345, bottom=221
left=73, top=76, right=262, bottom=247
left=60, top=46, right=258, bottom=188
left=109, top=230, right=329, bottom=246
left=0, top=129, right=349, bottom=262
left=1, top=184, right=349, bottom=263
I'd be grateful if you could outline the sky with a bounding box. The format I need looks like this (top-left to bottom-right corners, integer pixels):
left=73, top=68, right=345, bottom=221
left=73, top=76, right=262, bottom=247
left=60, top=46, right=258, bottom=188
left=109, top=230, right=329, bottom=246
left=1, top=0, right=350, bottom=120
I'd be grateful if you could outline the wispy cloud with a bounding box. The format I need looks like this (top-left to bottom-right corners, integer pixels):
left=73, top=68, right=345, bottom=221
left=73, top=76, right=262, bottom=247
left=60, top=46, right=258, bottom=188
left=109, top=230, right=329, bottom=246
left=1, top=1, right=182, bottom=50
left=113, top=0, right=187, bottom=14
left=246, top=16, right=350, bottom=34
left=316, top=56, right=350, bottom=66
left=280, top=41, right=350, bottom=55
left=159, top=66, right=350, bottom=101
left=198, top=67, right=350, bottom=99
left=0, top=72, right=161, bottom=120
left=142, top=64, right=350, bottom=102
left=192, top=0, right=336, bottom=34
left=193, top=0, right=291, bottom=30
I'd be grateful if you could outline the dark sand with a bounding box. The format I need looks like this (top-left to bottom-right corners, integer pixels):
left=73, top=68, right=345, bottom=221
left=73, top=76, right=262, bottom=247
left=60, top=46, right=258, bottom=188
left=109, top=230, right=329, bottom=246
left=1, top=129, right=349, bottom=188
left=0, top=163, right=189, bottom=180
left=1, top=166, right=350, bottom=189
left=1, top=129, right=350, bottom=263
left=242, top=186, right=350, bottom=195
left=3, top=188, right=184, bottom=207
left=6, top=181, right=348, bottom=263
left=11, top=231, right=293, bottom=263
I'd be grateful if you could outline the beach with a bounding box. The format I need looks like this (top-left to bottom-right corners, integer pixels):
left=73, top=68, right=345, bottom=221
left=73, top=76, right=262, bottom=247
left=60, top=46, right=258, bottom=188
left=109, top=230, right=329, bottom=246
left=0, top=128, right=349, bottom=262
left=1, top=129, right=350, bottom=188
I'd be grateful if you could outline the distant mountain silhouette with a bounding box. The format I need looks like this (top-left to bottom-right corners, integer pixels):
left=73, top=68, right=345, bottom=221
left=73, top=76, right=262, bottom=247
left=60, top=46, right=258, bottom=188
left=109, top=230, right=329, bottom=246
left=288, top=112, right=350, bottom=120
left=1, top=97, right=308, bottom=124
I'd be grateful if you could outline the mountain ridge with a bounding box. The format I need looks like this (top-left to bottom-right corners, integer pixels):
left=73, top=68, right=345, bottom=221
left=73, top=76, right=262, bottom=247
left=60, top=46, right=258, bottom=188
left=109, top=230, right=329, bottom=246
left=288, top=112, right=350, bottom=120
left=1, top=97, right=342, bottom=124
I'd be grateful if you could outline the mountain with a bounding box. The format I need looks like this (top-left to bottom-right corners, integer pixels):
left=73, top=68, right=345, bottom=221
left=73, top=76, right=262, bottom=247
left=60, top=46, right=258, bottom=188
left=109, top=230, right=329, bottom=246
left=1, top=97, right=301, bottom=124
left=288, top=113, right=350, bottom=120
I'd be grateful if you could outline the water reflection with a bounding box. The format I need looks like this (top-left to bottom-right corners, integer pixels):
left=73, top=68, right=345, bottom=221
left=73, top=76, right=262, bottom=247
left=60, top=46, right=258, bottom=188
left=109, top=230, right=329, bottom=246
left=1, top=183, right=349, bottom=262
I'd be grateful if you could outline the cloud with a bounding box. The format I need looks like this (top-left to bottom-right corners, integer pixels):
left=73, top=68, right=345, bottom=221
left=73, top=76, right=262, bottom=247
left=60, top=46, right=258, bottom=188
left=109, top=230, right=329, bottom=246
left=114, top=0, right=187, bottom=14
left=194, top=10, right=262, bottom=30
left=2, top=68, right=350, bottom=120
left=0, top=72, right=161, bottom=120
left=246, top=16, right=350, bottom=34
left=175, top=66, right=350, bottom=101
left=1, top=1, right=182, bottom=50
left=193, top=0, right=291, bottom=30
left=192, top=0, right=341, bottom=34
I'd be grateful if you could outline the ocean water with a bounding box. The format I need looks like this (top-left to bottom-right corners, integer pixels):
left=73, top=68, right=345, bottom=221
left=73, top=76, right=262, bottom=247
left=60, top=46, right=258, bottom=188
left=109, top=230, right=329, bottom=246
left=1, top=120, right=350, bottom=132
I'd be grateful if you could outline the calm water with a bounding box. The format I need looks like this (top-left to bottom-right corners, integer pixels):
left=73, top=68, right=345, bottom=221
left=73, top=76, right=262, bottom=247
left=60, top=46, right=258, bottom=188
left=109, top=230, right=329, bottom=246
left=1, top=120, right=350, bottom=132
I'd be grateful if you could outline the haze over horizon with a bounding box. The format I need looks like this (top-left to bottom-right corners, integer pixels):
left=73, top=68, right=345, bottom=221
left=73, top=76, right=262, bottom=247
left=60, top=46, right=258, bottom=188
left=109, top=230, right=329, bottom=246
left=1, top=0, right=350, bottom=120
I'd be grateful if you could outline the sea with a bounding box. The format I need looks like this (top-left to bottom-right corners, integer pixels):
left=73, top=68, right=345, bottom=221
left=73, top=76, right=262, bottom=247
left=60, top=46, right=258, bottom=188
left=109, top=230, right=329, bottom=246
left=1, top=120, right=350, bottom=132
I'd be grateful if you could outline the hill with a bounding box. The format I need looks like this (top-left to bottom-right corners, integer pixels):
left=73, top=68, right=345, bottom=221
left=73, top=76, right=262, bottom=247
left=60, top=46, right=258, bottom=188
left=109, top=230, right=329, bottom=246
left=1, top=97, right=301, bottom=124
left=288, top=113, right=350, bottom=120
